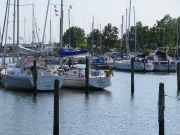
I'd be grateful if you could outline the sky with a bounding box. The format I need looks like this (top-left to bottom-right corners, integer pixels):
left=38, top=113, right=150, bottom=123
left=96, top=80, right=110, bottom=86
left=0, top=0, right=180, bottom=45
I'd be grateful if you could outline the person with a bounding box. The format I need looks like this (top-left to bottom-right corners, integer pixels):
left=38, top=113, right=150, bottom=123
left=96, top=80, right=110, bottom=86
left=109, top=68, right=114, bottom=76
left=68, top=58, right=72, bottom=68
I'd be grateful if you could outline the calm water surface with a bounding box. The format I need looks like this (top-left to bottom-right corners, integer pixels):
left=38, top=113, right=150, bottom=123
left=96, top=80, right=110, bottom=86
left=0, top=62, right=180, bottom=135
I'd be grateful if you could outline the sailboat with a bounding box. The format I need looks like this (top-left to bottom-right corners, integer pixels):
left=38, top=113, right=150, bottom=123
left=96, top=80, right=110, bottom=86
left=1, top=0, right=64, bottom=91
left=115, top=53, right=154, bottom=71
left=1, top=54, right=64, bottom=90
left=58, top=49, right=112, bottom=89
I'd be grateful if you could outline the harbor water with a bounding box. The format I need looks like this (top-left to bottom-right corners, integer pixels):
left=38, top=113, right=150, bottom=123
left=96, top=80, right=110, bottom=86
left=0, top=59, right=180, bottom=134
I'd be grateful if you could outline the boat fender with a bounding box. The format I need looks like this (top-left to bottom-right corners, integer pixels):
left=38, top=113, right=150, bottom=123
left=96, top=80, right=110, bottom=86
left=74, top=71, right=77, bottom=74
left=79, top=73, right=84, bottom=78
left=80, top=73, right=84, bottom=78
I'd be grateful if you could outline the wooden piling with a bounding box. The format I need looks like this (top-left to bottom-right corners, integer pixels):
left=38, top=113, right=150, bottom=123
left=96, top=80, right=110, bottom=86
left=53, top=79, right=59, bottom=135
left=131, top=58, right=134, bottom=92
left=158, top=82, right=165, bottom=135
left=85, top=57, right=89, bottom=94
left=168, top=60, right=169, bottom=73
left=177, top=63, right=180, bottom=90
left=144, top=57, right=146, bottom=73
left=33, top=60, right=37, bottom=95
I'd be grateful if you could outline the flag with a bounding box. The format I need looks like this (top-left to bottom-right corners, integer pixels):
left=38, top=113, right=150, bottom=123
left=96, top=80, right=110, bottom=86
left=69, top=5, right=72, bottom=9
left=55, top=13, right=59, bottom=16
left=55, top=9, right=59, bottom=12
left=54, top=5, right=57, bottom=8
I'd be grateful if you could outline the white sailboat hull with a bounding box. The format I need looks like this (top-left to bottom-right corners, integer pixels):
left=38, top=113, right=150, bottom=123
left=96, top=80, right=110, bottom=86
left=153, top=63, right=176, bottom=72
left=115, top=60, right=154, bottom=71
left=62, top=76, right=112, bottom=89
left=1, top=69, right=64, bottom=91
left=30, top=76, right=64, bottom=90
left=1, top=74, right=33, bottom=90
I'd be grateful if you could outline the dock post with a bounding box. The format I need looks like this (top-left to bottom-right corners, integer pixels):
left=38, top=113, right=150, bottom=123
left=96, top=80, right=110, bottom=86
left=168, top=60, right=169, bottom=73
left=45, top=59, right=47, bottom=66
left=144, top=57, right=146, bottom=73
left=158, top=82, right=165, bottom=135
left=177, top=63, right=180, bottom=90
left=131, top=58, right=134, bottom=92
left=53, top=79, right=59, bottom=135
left=85, top=56, right=89, bottom=95
left=33, top=60, right=37, bottom=95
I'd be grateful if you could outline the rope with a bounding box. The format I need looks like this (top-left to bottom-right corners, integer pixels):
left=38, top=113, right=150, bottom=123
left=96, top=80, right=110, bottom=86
left=159, top=93, right=180, bottom=100
left=165, top=94, right=180, bottom=100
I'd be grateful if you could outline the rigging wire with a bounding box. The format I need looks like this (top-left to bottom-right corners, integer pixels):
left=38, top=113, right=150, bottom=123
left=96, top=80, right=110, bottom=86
left=80, top=0, right=87, bottom=34
left=84, top=0, right=90, bottom=31
left=72, top=0, right=78, bottom=47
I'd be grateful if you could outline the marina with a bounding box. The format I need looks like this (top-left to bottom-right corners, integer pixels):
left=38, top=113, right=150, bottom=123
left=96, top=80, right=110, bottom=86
left=0, top=0, right=180, bottom=134
left=0, top=65, right=180, bottom=134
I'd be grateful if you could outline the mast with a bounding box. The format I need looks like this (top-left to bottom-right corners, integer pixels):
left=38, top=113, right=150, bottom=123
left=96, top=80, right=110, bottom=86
left=0, top=27, right=1, bottom=43
left=100, top=23, right=101, bottom=54
left=177, top=20, right=179, bottom=57
left=13, top=0, right=16, bottom=63
left=163, top=27, right=165, bottom=48
left=133, top=7, right=136, bottom=53
left=91, top=16, right=94, bottom=53
left=121, top=15, right=123, bottom=52
left=127, top=0, right=131, bottom=53
left=60, top=0, right=63, bottom=50
left=68, top=8, right=70, bottom=46
left=59, top=0, right=63, bottom=67
left=50, top=20, right=51, bottom=45
left=60, top=0, right=63, bottom=49
left=1, top=0, right=9, bottom=53
left=40, top=0, right=50, bottom=53
left=50, top=3, right=51, bottom=46
left=16, top=0, right=20, bottom=66
left=23, top=17, right=26, bottom=44
left=32, top=4, right=34, bottom=46
left=3, top=0, right=10, bottom=64
left=126, top=9, right=127, bottom=53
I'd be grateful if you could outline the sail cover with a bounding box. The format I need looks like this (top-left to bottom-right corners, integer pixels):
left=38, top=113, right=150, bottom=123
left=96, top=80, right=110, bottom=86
left=58, top=49, right=88, bottom=57
left=16, top=45, right=40, bottom=56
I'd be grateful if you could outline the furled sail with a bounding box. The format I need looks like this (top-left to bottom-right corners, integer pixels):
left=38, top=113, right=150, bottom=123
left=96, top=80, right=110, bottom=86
left=16, top=45, right=40, bottom=56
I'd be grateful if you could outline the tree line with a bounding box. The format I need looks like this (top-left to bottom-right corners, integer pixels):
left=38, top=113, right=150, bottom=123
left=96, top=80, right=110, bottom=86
left=61, top=14, right=180, bottom=56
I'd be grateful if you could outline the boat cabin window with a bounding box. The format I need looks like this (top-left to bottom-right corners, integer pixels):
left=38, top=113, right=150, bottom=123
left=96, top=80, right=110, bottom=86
left=10, top=72, right=15, bottom=75
left=141, top=59, right=147, bottom=63
left=146, top=57, right=154, bottom=60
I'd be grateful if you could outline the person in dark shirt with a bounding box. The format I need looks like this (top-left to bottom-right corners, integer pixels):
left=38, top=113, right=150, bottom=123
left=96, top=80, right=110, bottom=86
left=68, top=58, right=72, bottom=68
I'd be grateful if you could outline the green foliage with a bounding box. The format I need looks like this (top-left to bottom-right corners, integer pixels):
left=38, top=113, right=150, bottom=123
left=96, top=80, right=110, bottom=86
left=63, top=26, right=86, bottom=49
left=121, top=14, right=180, bottom=56
left=102, top=23, right=119, bottom=52
left=87, top=28, right=101, bottom=51
left=61, top=14, right=180, bottom=55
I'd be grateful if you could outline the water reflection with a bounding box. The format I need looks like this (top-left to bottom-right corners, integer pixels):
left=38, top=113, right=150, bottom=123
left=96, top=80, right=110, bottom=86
left=177, top=90, right=180, bottom=97
left=33, top=94, right=37, bottom=103
left=114, top=69, right=176, bottom=76
left=131, top=92, right=134, bottom=101
left=60, top=87, right=112, bottom=97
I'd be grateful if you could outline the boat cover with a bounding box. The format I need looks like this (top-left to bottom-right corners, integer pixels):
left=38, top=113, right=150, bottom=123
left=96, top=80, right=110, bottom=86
left=16, top=45, right=40, bottom=56
left=58, top=49, right=88, bottom=57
